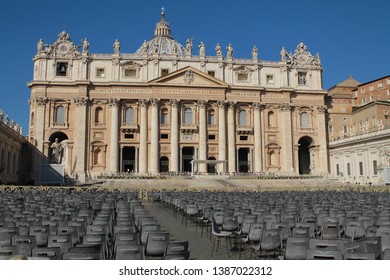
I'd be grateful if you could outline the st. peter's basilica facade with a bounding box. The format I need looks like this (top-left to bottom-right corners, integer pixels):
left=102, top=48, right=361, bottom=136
left=28, top=9, right=327, bottom=182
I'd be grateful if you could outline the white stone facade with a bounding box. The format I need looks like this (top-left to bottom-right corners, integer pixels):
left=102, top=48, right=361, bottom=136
left=28, top=10, right=328, bottom=183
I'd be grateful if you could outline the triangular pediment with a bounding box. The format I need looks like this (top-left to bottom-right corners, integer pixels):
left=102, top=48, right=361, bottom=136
left=149, top=66, right=228, bottom=88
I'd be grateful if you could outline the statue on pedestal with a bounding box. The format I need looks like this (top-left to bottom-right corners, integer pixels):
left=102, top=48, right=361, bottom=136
left=51, top=138, right=63, bottom=164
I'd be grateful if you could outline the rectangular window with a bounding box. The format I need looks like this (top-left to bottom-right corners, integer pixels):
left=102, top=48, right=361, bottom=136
left=56, top=62, right=68, bottom=76
left=237, top=73, right=248, bottom=81
left=343, top=126, right=348, bottom=133
left=124, top=69, right=137, bottom=78
left=373, top=160, right=378, bottom=175
left=328, top=125, right=333, bottom=133
left=336, top=164, right=340, bottom=176
left=361, top=88, right=366, bottom=94
left=239, top=135, right=248, bottom=141
left=378, top=82, right=383, bottom=88
left=207, top=71, right=215, bottom=77
left=369, top=85, right=374, bottom=91
left=160, top=133, right=169, bottom=140
left=161, top=69, right=169, bottom=77
left=347, top=163, right=351, bottom=176
left=362, top=98, right=366, bottom=105
left=124, top=134, right=134, bottom=139
left=96, top=68, right=105, bottom=78
left=354, top=91, right=358, bottom=98
left=370, top=96, right=374, bottom=102
left=298, top=72, right=307, bottom=85
left=359, top=162, right=364, bottom=176
left=208, top=134, right=216, bottom=140
left=266, top=75, right=274, bottom=84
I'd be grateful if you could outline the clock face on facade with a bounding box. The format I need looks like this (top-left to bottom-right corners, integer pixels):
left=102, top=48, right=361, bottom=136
left=297, top=54, right=308, bottom=65
left=57, top=42, right=70, bottom=54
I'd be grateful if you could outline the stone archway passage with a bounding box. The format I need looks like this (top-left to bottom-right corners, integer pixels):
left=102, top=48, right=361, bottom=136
left=298, top=137, right=312, bottom=175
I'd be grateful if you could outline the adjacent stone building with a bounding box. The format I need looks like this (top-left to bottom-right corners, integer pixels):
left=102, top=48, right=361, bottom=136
left=327, top=75, right=390, bottom=185
left=28, top=9, right=328, bottom=183
left=0, top=109, right=30, bottom=184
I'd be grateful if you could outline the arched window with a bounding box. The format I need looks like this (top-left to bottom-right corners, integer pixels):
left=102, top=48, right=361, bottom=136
left=300, top=112, right=309, bottom=128
left=268, top=111, right=276, bottom=127
left=239, top=110, right=247, bottom=126
left=183, top=108, right=192, bottom=124
left=161, top=108, right=169, bottom=125
left=55, top=106, right=64, bottom=123
left=94, top=107, right=103, bottom=124
left=124, top=107, right=135, bottom=124
left=208, top=109, right=215, bottom=125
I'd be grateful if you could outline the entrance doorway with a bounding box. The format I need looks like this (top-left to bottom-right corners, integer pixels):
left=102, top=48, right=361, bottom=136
left=298, top=137, right=312, bottom=175
left=238, top=148, right=250, bottom=173
left=122, top=147, right=135, bottom=172
left=182, top=147, right=194, bottom=172
left=207, top=157, right=217, bottom=174
left=160, top=156, right=169, bottom=173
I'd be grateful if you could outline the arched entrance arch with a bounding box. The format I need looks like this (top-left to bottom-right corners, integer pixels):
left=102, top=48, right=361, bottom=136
left=298, top=136, right=313, bottom=175
left=207, top=157, right=217, bottom=174
left=48, top=132, right=69, bottom=164
left=160, top=156, right=169, bottom=173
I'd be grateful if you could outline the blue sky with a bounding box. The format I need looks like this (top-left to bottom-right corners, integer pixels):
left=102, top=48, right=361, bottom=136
left=0, top=0, right=389, bottom=134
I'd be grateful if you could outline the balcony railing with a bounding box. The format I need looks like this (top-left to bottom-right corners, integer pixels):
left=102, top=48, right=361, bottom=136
left=121, top=123, right=139, bottom=131
left=180, top=123, right=198, bottom=132
left=51, top=122, right=68, bottom=128
left=237, top=126, right=253, bottom=134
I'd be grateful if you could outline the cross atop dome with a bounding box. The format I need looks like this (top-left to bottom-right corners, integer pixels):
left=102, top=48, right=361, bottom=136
left=154, top=7, right=171, bottom=38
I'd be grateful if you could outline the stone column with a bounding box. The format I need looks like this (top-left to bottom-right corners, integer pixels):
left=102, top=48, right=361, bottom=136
left=119, top=146, right=123, bottom=172
left=316, top=105, right=329, bottom=174
left=217, top=100, right=227, bottom=173
left=108, top=98, right=120, bottom=173
left=253, top=102, right=263, bottom=173
left=139, top=99, right=148, bottom=174
left=280, top=103, right=294, bottom=173
left=33, top=97, right=47, bottom=182
left=73, top=96, right=89, bottom=181
left=227, top=102, right=236, bottom=173
left=198, top=100, right=207, bottom=173
left=170, top=99, right=179, bottom=173
left=150, top=99, right=160, bottom=174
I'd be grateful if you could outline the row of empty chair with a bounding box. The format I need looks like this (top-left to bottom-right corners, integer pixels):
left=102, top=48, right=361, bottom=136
left=0, top=189, right=189, bottom=260
left=156, top=189, right=390, bottom=259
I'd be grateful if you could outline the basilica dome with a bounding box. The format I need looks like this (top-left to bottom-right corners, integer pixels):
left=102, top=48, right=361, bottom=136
left=135, top=8, right=186, bottom=56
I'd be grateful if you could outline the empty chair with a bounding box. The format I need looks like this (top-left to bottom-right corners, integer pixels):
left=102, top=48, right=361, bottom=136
left=211, top=217, right=233, bottom=257
left=29, top=225, right=49, bottom=247
left=321, top=222, right=341, bottom=239
left=306, top=249, right=343, bottom=260
left=182, top=204, right=199, bottom=226
left=140, top=224, right=161, bottom=245
left=15, top=221, right=30, bottom=237
left=260, top=229, right=282, bottom=259
left=222, top=216, right=239, bottom=232
left=12, top=235, right=36, bottom=257
left=145, top=232, right=170, bottom=258
left=47, top=235, right=73, bottom=254
left=284, top=237, right=309, bottom=260
left=57, top=226, right=79, bottom=246
left=32, top=247, right=62, bottom=260
left=115, top=245, right=145, bottom=260
left=376, top=226, right=390, bottom=252
left=0, top=233, right=12, bottom=247
left=344, top=221, right=365, bottom=241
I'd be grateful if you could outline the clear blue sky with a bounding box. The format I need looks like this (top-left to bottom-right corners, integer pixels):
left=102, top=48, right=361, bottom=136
left=0, top=0, right=389, bottom=134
